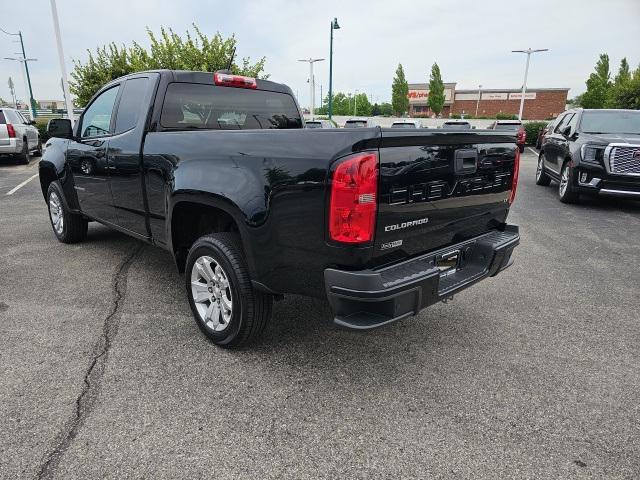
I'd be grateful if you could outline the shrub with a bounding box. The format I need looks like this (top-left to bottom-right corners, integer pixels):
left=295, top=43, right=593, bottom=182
left=523, top=121, right=548, bottom=145
left=496, top=112, right=518, bottom=120
left=35, top=118, right=51, bottom=142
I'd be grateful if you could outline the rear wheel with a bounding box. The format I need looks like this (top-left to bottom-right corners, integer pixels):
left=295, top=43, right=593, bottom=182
left=558, top=161, right=579, bottom=204
left=17, top=140, right=30, bottom=165
left=35, top=138, right=43, bottom=157
left=185, top=233, right=272, bottom=347
left=47, top=182, right=88, bottom=243
left=535, top=153, right=551, bottom=186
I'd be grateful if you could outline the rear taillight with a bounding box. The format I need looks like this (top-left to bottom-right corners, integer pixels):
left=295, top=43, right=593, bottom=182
left=213, top=72, right=257, bottom=89
left=508, top=148, right=520, bottom=205
left=329, top=152, right=378, bottom=244
left=6, top=124, right=16, bottom=138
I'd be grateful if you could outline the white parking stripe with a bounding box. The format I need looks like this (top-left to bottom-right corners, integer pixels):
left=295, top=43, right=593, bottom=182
left=527, top=147, right=539, bottom=156
left=6, top=174, right=38, bottom=196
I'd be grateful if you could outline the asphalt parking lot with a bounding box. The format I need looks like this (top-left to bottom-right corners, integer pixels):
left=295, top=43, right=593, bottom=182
left=1, top=149, right=639, bottom=479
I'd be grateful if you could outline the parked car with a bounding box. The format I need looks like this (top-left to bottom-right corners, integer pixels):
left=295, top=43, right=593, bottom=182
left=305, top=119, right=336, bottom=129
left=390, top=120, right=422, bottom=129
left=488, top=120, right=526, bottom=152
left=344, top=118, right=376, bottom=128
left=441, top=120, right=472, bottom=130
left=536, top=108, right=640, bottom=203
left=535, top=119, right=558, bottom=149
left=0, top=107, right=41, bottom=164
left=39, top=70, right=520, bottom=347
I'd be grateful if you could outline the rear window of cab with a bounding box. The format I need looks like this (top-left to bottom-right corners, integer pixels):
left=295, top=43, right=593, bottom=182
left=160, top=82, right=302, bottom=130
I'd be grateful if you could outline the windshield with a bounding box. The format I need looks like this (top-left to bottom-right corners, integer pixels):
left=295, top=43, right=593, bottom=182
left=494, top=123, right=521, bottom=131
left=345, top=120, right=367, bottom=128
left=305, top=122, right=322, bottom=128
left=443, top=122, right=470, bottom=129
left=580, top=110, right=640, bottom=134
left=391, top=123, right=416, bottom=128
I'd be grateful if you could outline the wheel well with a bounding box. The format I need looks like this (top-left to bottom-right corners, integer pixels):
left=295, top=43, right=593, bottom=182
left=171, top=202, right=239, bottom=272
left=39, top=167, right=57, bottom=200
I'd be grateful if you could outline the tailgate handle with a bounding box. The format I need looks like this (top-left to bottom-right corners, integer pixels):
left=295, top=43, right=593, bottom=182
left=454, top=149, right=478, bottom=174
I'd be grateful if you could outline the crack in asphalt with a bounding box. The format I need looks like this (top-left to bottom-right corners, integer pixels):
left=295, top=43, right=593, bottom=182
left=36, top=243, right=144, bottom=480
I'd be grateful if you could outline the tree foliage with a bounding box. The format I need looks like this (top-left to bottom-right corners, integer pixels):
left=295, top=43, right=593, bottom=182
left=427, top=62, right=445, bottom=116
left=317, top=92, right=372, bottom=116
left=580, top=54, right=611, bottom=109
left=607, top=63, right=640, bottom=110
left=70, top=24, right=267, bottom=106
left=391, top=64, right=409, bottom=116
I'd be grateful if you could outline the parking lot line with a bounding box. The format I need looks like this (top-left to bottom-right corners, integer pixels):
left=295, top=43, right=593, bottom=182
left=527, top=147, right=538, bottom=156
left=6, top=174, right=39, bottom=196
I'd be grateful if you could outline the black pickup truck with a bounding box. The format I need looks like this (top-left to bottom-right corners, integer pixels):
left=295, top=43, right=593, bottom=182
left=39, top=70, right=520, bottom=347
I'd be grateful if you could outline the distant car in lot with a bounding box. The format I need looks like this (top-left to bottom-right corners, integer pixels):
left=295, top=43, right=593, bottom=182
left=488, top=120, right=526, bottom=152
left=441, top=120, right=472, bottom=130
left=390, top=120, right=422, bottom=129
left=305, top=120, right=336, bottom=129
left=535, top=119, right=558, bottom=149
left=0, top=108, right=41, bottom=164
left=536, top=108, right=640, bottom=203
left=344, top=118, right=376, bottom=128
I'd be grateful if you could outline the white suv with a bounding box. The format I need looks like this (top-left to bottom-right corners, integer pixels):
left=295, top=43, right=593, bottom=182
left=0, top=108, right=41, bottom=164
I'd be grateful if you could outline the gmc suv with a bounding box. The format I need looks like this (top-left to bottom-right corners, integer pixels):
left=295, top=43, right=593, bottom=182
left=536, top=109, right=640, bottom=203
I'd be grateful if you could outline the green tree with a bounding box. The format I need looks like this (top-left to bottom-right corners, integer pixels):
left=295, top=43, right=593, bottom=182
left=70, top=24, right=267, bottom=106
left=607, top=58, right=633, bottom=108
left=379, top=102, right=393, bottom=116
left=427, top=62, right=445, bottom=116
left=352, top=93, right=372, bottom=116
left=607, top=63, right=640, bottom=109
left=391, top=64, right=409, bottom=116
left=580, top=54, right=611, bottom=109
left=614, top=57, right=631, bottom=85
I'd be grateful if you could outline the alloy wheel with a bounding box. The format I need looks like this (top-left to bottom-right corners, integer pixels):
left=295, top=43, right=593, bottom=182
left=190, top=255, right=233, bottom=332
left=49, top=191, right=64, bottom=235
left=559, top=166, right=569, bottom=197
left=536, top=156, right=544, bottom=181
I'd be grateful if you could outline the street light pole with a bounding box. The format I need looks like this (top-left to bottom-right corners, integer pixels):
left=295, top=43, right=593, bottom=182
left=328, top=17, right=340, bottom=120
left=4, top=57, right=37, bottom=116
left=354, top=88, right=359, bottom=116
left=475, top=84, right=482, bottom=117
left=1, top=28, right=37, bottom=118
left=512, top=48, right=548, bottom=120
left=50, top=0, right=75, bottom=124
left=298, top=58, right=324, bottom=120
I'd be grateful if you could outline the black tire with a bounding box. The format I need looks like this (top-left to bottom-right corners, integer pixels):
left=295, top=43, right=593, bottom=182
left=35, top=138, right=43, bottom=157
left=17, top=140, right=30, bottom=165
left=558, top=161, right=579, bottom=204
left=535, top=152, right=552, bottom=186
left=185, top=233, right=272, bottom=347
left=46, top=182, right=88, bottom=243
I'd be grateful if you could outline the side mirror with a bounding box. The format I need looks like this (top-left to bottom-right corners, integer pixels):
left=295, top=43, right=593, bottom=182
left=29, top=120, right=37, bottom=126
left=562, top=125, right=572, bottom=136
left=47, top=118, right=73, bottom=139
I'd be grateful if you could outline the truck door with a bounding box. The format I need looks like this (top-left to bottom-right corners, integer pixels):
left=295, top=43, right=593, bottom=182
left=66, top=85, right=120, bottom=224
left=107, top=74, right=158, bottom=237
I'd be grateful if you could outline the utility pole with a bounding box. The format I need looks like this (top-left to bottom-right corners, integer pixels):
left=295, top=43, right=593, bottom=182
left=50, top=0, right=75, bottom=124
left=328, top=17, right=340, bottom=120
left=475, top=84, right=482, bottom=117
left=8, top=77, right=16, bottom=108
left=512, top=48, right=548, bottom=120
left=1, top=28, right=37, bottom=118
left=298, top=58, right=324, bottom=119
left=354, top=88, right=359, bottom=116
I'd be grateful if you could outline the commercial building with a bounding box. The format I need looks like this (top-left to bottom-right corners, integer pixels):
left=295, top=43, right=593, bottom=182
left=408, top=83, right=569, bottom=120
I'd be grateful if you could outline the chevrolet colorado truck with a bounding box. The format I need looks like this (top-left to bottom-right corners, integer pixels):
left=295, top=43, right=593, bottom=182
left=39, top=70, right=520, bottom=347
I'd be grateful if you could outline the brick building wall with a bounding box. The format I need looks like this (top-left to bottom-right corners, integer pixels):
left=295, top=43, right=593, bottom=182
left=450, top=90, right=568, bottom=120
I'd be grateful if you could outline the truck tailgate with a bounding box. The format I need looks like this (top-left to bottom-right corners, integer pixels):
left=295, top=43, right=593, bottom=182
left=372, top=130, right=517, bottom=262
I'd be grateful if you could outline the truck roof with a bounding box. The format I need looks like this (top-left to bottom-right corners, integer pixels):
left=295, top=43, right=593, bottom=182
left=105, top=69, right=294, bottom=96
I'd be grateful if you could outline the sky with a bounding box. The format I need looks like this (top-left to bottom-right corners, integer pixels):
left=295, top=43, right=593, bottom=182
left=1, top=0, right=639, bottom=109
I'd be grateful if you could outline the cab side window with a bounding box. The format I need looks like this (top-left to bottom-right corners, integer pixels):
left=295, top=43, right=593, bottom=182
left=114, top=77, right=151, bottom=133
left=554, top=113, right=574, bottom=134
left=80, top=86, right=119, bottom=138
left=566, top=113, right=579, bottom=135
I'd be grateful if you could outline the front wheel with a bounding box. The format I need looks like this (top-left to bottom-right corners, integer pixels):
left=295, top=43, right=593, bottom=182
left=47, top=182, right=88, bottom=243
left=185, top=233, right=272, bottom=347
left=535, top=153, right=551, bottom=186
left=559, top=162, right=579, bottom=204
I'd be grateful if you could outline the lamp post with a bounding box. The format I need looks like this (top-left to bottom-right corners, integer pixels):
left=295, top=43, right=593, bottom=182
left=475, top=84, right=482, bottom=117
left=512, top=48, right=548, bottom=120
left=4, top=57, right=37, bottom=117
left=1, top=28, right=37, bottom=118
left=298, top=58, right=324, bottom=119
left=354, top=88, right=359, bottom=116
left=50, top=0, right=75, bottom=124
left=328, top=17, right=340, bottom=120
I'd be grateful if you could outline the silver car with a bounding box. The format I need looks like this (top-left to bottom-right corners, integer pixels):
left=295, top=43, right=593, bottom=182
left=0, top=108, right=41, bottom=164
